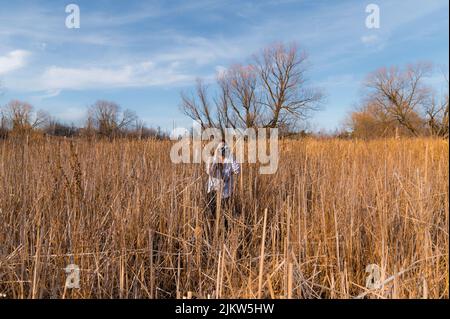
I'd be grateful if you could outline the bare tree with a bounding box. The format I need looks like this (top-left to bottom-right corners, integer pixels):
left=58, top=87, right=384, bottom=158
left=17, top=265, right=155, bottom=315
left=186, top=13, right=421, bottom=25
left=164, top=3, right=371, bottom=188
left=424, top=71, right=449, bottom=137
left=180, top=80, right=218, bottom=129
left=0, top=108, right=7, bottom=139
left=180, top=43, right=324, bottom=133
left=347, top=101, right=424, bottom=139
left=217, top=64, right=260, bottom=129
left=87, top=100, right=137, bottom=138
left=364, top=63, right=432, bottom=136
left=1, top=100, right=50, bottom=133
left=253, top=43, right=323, bottom=129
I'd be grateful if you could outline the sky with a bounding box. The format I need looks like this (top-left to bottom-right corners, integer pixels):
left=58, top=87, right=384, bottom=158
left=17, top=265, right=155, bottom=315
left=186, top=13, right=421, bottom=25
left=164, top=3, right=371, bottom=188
left=0, top=0, right=448, bottom=132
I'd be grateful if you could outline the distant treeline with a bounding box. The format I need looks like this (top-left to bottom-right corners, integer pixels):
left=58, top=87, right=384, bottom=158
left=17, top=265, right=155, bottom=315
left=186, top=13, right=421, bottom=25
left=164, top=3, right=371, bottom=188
left=0, top=100, right=168, bottom=140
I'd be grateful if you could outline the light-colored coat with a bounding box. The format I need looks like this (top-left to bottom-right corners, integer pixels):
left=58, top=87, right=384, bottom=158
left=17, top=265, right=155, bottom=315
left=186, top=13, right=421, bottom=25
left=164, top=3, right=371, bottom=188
left=206, top=143, right=240, bottom=199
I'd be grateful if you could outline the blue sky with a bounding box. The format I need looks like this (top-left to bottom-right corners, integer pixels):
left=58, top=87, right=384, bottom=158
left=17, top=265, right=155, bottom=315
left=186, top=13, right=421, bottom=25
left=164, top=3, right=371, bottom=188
left=0, top=0, right=448, bottom=131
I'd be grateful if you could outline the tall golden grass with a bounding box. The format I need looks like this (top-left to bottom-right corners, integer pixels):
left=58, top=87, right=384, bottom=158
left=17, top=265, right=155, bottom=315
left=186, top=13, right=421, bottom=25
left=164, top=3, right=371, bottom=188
left=0, top=137, right=448, bottom=299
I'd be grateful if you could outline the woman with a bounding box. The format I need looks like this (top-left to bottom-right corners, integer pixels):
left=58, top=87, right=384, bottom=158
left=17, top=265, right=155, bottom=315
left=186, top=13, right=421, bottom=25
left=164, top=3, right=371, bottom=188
left=206, top=141, right=240, bottom=219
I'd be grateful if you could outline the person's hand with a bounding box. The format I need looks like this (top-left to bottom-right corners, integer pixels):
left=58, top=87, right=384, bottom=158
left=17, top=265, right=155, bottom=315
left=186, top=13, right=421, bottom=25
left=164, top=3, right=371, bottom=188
left=216, top=155, right=224, bottom=163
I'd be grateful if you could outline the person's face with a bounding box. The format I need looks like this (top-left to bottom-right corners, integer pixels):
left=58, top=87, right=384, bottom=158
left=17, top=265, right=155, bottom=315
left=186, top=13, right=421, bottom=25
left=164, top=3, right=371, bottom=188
left=216, top=146, right=226, bottom=162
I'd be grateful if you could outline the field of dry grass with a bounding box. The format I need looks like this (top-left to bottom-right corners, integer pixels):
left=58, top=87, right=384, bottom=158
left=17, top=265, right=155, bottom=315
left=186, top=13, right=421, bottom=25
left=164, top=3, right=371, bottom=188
left=0, top=137, right=448, bottom=299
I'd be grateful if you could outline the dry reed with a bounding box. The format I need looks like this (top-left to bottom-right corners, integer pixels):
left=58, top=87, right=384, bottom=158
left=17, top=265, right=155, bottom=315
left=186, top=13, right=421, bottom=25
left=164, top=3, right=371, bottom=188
left=0, top=137, right=448, bottom=299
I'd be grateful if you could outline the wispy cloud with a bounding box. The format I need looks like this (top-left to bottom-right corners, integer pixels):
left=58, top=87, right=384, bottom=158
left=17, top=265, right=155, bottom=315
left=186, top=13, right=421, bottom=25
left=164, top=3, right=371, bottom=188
left=0, top=50, right=30, bottom=75
left=36, top=60, right=194, bottom=91
left=31, top=89, right=62, bottom=101
left=361, top=35, right=379, bottom=45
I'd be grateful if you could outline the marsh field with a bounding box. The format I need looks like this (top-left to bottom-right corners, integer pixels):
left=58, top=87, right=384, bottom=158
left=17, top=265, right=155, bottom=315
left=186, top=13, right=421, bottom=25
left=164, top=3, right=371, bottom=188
left=0, top=137, right=448, bottom=299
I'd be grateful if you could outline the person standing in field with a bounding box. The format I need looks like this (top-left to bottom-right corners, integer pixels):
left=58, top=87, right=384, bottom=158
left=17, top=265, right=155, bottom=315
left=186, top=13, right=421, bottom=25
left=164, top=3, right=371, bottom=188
left=206, top=141, right=240, bottom=221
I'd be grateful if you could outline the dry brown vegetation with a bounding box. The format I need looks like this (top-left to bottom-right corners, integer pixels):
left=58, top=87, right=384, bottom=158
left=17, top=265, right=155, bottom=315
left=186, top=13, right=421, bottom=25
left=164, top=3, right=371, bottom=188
left=0, top=137, right=448, bottom=299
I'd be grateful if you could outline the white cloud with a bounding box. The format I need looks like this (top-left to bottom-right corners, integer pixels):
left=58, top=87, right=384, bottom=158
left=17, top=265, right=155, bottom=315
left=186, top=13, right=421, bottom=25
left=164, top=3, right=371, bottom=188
left=36, top=61, right=194, bottom=91
left=0, top=50, right=30, bottom=75
left=41, top=66, right=134, bottom=90
left=360, top=34, right=386, bottom=51
left=361, top=35, right=379, bottom=45
left=31, top=89, right=62, bottom=101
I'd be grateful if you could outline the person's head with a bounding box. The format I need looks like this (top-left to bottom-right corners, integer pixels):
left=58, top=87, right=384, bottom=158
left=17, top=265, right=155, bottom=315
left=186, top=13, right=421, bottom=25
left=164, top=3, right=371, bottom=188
left=214, top=141, right=228, bottom=160
left=219, top=145, right=226, bottom=158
